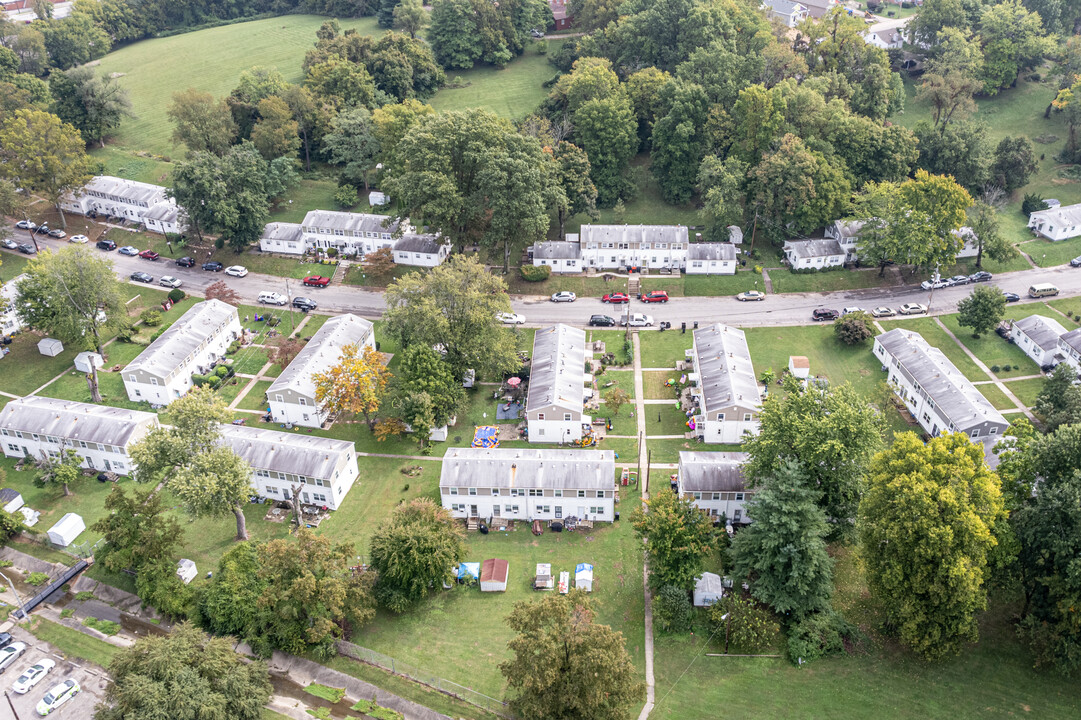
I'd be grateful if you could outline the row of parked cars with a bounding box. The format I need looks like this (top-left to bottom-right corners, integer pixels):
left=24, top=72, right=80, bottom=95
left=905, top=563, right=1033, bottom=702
left=920, top=270, right=993, bottom=290
left=0, top=636, right=80, bottom=715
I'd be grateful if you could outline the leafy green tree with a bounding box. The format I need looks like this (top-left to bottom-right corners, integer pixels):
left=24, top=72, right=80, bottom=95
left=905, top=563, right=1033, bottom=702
left=915, top=27, right=984, bottom=130
left=501, top=590, right=644, bottom=720
left=914, top=120, right=990, bottom=192
left=369, top=498, right=465, bottom=612
left=978, top=0, right=1055, bottom=95
left=250, top=95, right=300, bottom=161
left=393, top=0, right=428, bottom=38
left=728, top=84, right=785, bottom=165
left=697, top=155, right=746, bottom=242
left=1034, top=367, right=1081, bottom=432
left=92, top=486, right=184, bottom=578
left=553, top=141, right=597, bottom=239
left=859, top=432, right=1008, bottom=659
left=989, top=136, right=1039, bottom=193
left=603, top=387, right=630, bottom=417
left=372, top=98, right=434, bottom=160
left=378, top=0, right=401, bottom=27
left=896, top=169, right=974, bottom=272
left=0, top=108, right=93, bottom=227
left=199, top=542, right=262, bottom=638
left=96, top=622, right=271, bottom=720
left=548, top=57, right=622, bottom=114
left=708, top=595, right=781, bottom=653
left=172, top=446, right=255, bottom=541
left=49, top=65, right=132, bottom=148
left=650, top=80, right=710, bottom=204
left=400, top=390, right=436, bottom=447
left=624, top=66, right=673, bottom=150
left=428, top=0, right=483, bottom=69
left=631, top=488, right=715, bottom=591
left=167, top=88, right=237, bottom=156
left=743, top=377, right=883, bottom=539
left=227, top=66, right=289, bottom=139
left=305, top=56, right=377, bottom=110
left=910, top=0, right=982, bottom=46
left=966, top=199, right=1017, bottom=269
left=729, top=460, right=833, bottom=619
left=39, top=13, right=111, bottom=70
left=653, top=585, right=694, bottom=632
left=397, top=344, right=465, bottom=427
left=33, top=447, right=83, bottom=497
left=5, top=22, right=48, bottom=76
left=279, top=84, right=329, bottom=172
left=15, top=246, right=125, bottom=401
left=992, top=417, right=1039, bottom=510
left=833, top=312, right=873, bottom=345
left=573, top=93, right=638, bottom=206
left=957, top=284, right=1007, bottom=338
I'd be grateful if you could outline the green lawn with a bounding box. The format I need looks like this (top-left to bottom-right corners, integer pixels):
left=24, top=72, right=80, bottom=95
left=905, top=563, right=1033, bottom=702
left=878, top=317, right=988, bottom=382
left=237, top=380, right=274, bottom=411
left=638, top=330, right=693, bottom=369
left=644, top=402, right=690, bottom=436
left=595, top=369, right=636, bottom=400
left=587, top=330, right=633, bottom=366
left=0, top=251, right=31, bottom=283
left=646, top=437, right=706, bottom=464
left=343, top=264, right=423, bottom=288
left=744, top=325, right=886, bottom=400
left=230, top=346, right=270, bottom=376
left=1019, top=236, right=1081, bottom=267
left=977, top=382, right=1019, bottom=411
left=642, top=371, right=679, bottom=400
left=937, top=314, right=1041, bottom=379
left=503, top=273, right=628, bottom=298
left=768, top=268, right=896, bottom=294
left=429, top=40, right=562, bottom=118
left=0, top=332, right=81, bottom=396
left=1005, top=377, right=1046, bottom=408
left=640, top=271, right=761, bottom=297
left=564, top=154, right=698, bottom=233
left=27, top=618, right=119, bottom=668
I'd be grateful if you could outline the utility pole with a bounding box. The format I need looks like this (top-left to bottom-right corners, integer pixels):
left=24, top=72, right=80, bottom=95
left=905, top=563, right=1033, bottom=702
left=5, top=689, right=21, bottom=720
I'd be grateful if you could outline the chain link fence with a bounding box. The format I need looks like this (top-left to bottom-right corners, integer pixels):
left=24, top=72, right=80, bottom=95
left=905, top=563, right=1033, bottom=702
left=336, top=640, right=512, bottom=718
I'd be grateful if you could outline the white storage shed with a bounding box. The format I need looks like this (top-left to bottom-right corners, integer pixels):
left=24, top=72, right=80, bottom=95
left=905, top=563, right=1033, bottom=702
left=480, top=558, right=509, bottom=592
left=37, top=338, right=63, bottom=357
left=74, top=352, right=104, bottom=374
left=176, top=558, right=198, bottom=584
left=575, top=563, right=594, bottom=592
left=47, top=512, right=85, bottom=547
left=0, top=488, right=23, bottom=514
left=693, top=572, right=725, bottom=607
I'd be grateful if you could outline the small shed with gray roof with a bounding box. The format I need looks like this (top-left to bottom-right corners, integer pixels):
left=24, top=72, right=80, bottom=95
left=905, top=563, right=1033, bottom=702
left=526, top=324, right=590, bottom=444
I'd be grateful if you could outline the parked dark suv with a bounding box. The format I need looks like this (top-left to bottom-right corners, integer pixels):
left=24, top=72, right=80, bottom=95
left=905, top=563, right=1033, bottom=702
left=811, top=308, right=839, bottom=321
left=292, top=297, right=318, bottom=312
left=176, top=256, right=196, bottom=267
left=96, top=238, right=117, bottom=251
left=589, top=314, right=617, bottom=327
left=202, top=261, right=223, bottom=272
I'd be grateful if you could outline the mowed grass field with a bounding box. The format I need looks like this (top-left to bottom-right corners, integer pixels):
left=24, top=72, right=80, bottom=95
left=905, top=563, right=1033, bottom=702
left=429, top=40, right=562, bottom=118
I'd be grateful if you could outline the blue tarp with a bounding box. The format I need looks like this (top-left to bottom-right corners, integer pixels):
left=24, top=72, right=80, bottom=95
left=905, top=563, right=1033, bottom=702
left=458, top=562, right=480, bottom=582
left=472, top=426, right=499, bottom=448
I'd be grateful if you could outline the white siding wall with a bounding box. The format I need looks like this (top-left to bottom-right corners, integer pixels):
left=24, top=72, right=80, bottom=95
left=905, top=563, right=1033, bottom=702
left=251, top=456, right=357, bottom=511
left=1011, top=326, right=1052, bottom=366
left=697, top=413, right=760, bottom=444
left=268, top=393, right=325, bottom=428
left=533, top=258, right=582, bottom=274
left=0, top=434, right=136, bottom=475
left=685, top=260, right=736, bottom=275
left=441, top=491, right=614, bottom=523
left=527, top=416, right=585, bottom=443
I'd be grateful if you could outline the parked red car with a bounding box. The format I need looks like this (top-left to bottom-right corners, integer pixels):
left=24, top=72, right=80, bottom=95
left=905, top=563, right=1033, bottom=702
left=139, top=250, right=160, bottom=260
left=601, top=292, right=629, bottom=304
left=303, top=275, right=330, bottom=287
left=639, top=290, right=669, bottom=303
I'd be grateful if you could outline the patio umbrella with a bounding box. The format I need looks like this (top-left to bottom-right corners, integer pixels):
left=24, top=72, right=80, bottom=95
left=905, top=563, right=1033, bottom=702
left=507, top=377, right=521, bottom=388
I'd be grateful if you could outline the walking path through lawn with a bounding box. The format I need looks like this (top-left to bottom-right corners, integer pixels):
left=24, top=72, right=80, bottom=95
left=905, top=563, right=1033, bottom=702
left=632, top=333, right=656, bottom=720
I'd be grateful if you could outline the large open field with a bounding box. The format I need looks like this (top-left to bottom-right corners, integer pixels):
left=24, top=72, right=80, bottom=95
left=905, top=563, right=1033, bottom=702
left=429, top=40, right=561, bottom=119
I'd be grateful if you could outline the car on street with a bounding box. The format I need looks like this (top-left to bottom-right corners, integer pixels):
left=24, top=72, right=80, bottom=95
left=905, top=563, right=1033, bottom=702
left=1071, top=256, right=1081, bottom=268
left=589, top=314, right=617, bottom=326
left=159, top=276, right=182, bottom=288
left=639, top=290, right=669, bottom=303
left=17, top=244, right=35, bottom=255
left=202, top=261, right=223, bottom=272
left=15, top=221, right=36, bottom=230
left=969, top=271, right=993, bottom=282
left=601, top=292, right=629, bottom=304
left=96, top=239, right=116, bottom=251
left=68, top=234, right=88, bottom=244
left=947, top=275, right=970, bottom=286
left=258, top=291, right=287, bottom=305
left=34, top=226, right=50, bottom=235
left=735, top=290, right=766, bottom=302
left=118, top=246, right=139, bottom=256
left=225, top=265, right=248, bottom=278
left=920, top=278, right=949, bottom=290
left=292, top=297, right=318, bottom=312
left=898, top=303, right=928, bottom=315
left=842, top=307, right=865, bottom=316
left=812, top=308, right=839, bottom=321
left=1002, top=291, right=1021, bottom=302
left=1, top=239, right=17, bottom=250
left=0, top=633, right=11, bottom=649
left=550, top=291, right=576, bottom=303
left=621, top=313, right=654, bottom=327
left=303, top=275, right=330, bottom=287
left=176, top=256, right=195, bottom=267
left=11, top=660, right=55, bottom=694
left=496, top=312, right=526, bottom=324
left=47, top=229, right=66, bottom=239
left=36, top=678, right=79, bottom=716
left=871, top=306, right=896, bottom=318
left=139, top=250, right=160, bottom=260
left=130, top=272, right=154, bottom=284
left=0, top=643, right=25, bottom=673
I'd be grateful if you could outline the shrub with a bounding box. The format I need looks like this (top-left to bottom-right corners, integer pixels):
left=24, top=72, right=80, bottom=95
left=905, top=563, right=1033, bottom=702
left=25, top=572, right=49, bottom=586
left=0, top=509, right=24, bottom=542
left=991, top=365, right=1001, bottom=373
left=1022, top=193, right=1049, bottom=215
left=326, top=247, right=339, bottom=258
left=60, top=608, right=74, bottom=619
left=140, top=308, right=163, bottom=326
left=167, top=288, right=185, bottom=303
left=334, top=184, right=358, bottom=208
left=215, top=365, right=229, bottom=378
left=653, top=585, right=694, bottom=633
left=227, top=340, right=240, bottom=355
left=0, top=559, right=13, bottom=568
left=83, top=617, right=121, bottom=635
left=834, top=313, right=874, bottom=345
left=786, top=609, right=861, bottom=664
left=709, top=595, right=781, bottom=653
left=520, top=265, right=552, bottom=282
left=115, top=321, right=138, bottom=342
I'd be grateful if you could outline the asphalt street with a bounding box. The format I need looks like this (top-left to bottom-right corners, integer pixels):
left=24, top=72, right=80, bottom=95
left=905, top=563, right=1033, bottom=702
left=8, top=232, right=1081, bottom=328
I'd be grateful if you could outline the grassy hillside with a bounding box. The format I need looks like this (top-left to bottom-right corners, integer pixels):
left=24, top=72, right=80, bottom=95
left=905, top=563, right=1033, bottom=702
left=428, top=40, right=561, bottom=118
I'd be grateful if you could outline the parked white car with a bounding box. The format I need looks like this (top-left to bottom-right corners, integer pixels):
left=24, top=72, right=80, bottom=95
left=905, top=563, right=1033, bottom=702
left=496, top=312, right=526, bottom=324
left=898, top=303, right=928, bottom=315
left=621, top=313, right=654, bottom=327
left=842, top=307, right=865, bottom=316
left=36, top=678, right=79, bottom=715
left=920, top=279, right=949, bottom=290
left=258, top=291, right=287, bottom=306
left=158, top=276, right=183, bottom=288
left=68, top=235, right=89, bottom=244
left=11, top=659, right=55, bottom=694
left=0, top=642, right=26, bottom=674
left=550, top=291, right=576, bottom=303
left=225, top=265, right=248, bottom=278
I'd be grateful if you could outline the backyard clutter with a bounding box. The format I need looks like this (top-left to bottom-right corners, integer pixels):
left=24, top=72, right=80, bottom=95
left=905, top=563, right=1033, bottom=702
left=693, top=572, right=725, bottom=607
left=534, top=563, right=554, bottom=591
left=575, top=563, right=594, bottom=592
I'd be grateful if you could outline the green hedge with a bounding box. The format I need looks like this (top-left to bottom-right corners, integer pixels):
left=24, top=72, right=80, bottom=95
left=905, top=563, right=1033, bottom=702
left=520, top=265, right=551, bottom=282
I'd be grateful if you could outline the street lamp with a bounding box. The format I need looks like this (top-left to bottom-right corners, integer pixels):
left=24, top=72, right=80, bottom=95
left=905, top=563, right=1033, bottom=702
left=719, top=612, right=731, bottom=654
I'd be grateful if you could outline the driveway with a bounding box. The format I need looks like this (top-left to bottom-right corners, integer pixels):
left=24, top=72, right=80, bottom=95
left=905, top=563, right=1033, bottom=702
left=0, top=625, right=108, bottom=720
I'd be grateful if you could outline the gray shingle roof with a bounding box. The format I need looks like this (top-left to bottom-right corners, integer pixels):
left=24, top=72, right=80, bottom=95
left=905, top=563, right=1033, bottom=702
left=393, top=234, right=443, bottom=254
left=219, top=424, right=354, bottom=480
left=531, top=241, right=582, bottom=260
left=832, top=219, right=865, bottom=238
left=261, top=222, right=304, bottom=244
left=679, top=451, right=749, bottom=492
left=143, top=200, right=180, bottom=223
left=440, top=447, right=615, bottom=490
left=0, top=396, right=158, bottom=448
left=81, top=176, right=167, bottom=207
left=763, top=0, right=807, bottom=14
left=580, top=224, right=688, bottom=246
left=876, top=329, right=1007, bottom=433
left=267, top=314, right=374, bottom=401
left=1029, top=202, right=1081, bottom=227
left=1059, top=328, right=1081, bottom=354
left=1015, top=315, right=1068, bottom=353
left=0, top=488, right=21, bottom=504
left=785, top=238, right=845, bottom=260
left=125, top=299, right=238, bottom=379
left=302, top=210, right=401, bottom=235
left=527, top=324, right=586, bottom=413
left=692, top=324, right=761, bottom=413
left=687, top=243, right=737, bottom=262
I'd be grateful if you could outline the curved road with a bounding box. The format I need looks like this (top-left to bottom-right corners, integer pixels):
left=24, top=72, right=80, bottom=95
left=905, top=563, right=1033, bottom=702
left=8, top=235, right=1080, bottom=327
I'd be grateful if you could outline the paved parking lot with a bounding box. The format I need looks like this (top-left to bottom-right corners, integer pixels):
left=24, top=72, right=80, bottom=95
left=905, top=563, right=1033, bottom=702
left=0, top=628, right=108, bottom=720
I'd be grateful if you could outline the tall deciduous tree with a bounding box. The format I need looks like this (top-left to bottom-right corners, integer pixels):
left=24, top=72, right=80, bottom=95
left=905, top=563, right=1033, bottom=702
left=573, top=93, right=638, bottom=207
left=204, top=280, right=242, bottom=306
left=859, top=432, right=1007, bottom=659
left=172, top=446, right=254, bottom=541
left=397, top=344, right=464, bottom=427
left=553, top=141, right=598, bottom=239
left=966, top=199, right=1016, bottom=269
left=729, top=460, right=834, bottom=619
left=15, top=246, right=125, bottom=401
left=198, top=541, right=261, bottom=638
left=743, top=377, right=883, bottom=539
left=650, top=80, right=710, bottom=204
left=383, top=254, right=521, bottom=380
left=39, top=13, right=111, bottom=70
left=914, top=120, right=990, bottom=192
left=697, top=155, right=747, bottom=242
left=978, top=0, right=1055, bottom=96
left=988, top=136, right=1039, bottom=193
left=34, top=447, right=83, bottom=497
left=1034, top=366, right=1081, bottom=432
left=49, top=65, right=132, bottom=148
left=314, top=343, right=391, bottom=429
left=322, top=106, right=380, bottom=189
left=393, top=0, right=428, bottom=38
left=631, top=488, right=715, bottom=591
left=371, top=98, right=434, bottom=160
left=97, top=623, right=271, bottom=720
left=0, top=108, right=93, bottom=227
left=168, top=88, right=238, bottom=156
left=915, top=27, right=984, bottom=130
left=957, top=284, right=1007, bottom=338
left=250, top=95, right=300, bottom=161
left=501, top=590, right=644, bottom=720
left=369, top=498, right=465, bottom=612
left=92, top=486, right=183, bottom=580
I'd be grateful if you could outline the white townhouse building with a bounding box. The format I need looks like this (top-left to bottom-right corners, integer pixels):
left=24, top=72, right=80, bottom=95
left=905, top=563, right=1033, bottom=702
left=124, top=299, right=242, bottom=405
left=873, top=329, right=1009, bottom=440
left=677, top=451, right=754, bottom=525
left=530, top=240, right=584, bottom=274
left=761, top=0, right=809, bottom=26
left=0, top=397, right=158, bottom=476
left=685, top=243, right=738, bottom=275
left=257, top=211, right=451, bottom=267
left=0, top=274, right=27, bottom=336
left=439, top=447, right=616, bottom=523
left=825, top=220, right=864, bottom=262
left=526, top=324, right=590, bottom=443
left=782, top=238, right=847, bottom=269
left=689, top=324, right=762, bottom=444
left=1057, top=328, right=1081, bottom=374
left=61, top=176, right=186, bottom=235
left=267, top=314, right=375, bottom=428
left=219, top=424, right=359, bottom=510
left=573, top=224, right=689, bottom=271
left=1028, top=203, right=1081, bottom=241
left=1011, top=315, right=1070, bottom=369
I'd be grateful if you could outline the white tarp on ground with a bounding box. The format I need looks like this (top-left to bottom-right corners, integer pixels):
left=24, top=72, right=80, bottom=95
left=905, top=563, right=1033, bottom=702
left=47, top=512, right=84, bottom=546
left=693, top=572, right=725, bottom=607
left=575, top=563, right=594, bottom=592
left=18, top=506, right=40, bottom=527
left=176, top=559, right=197, bottom=584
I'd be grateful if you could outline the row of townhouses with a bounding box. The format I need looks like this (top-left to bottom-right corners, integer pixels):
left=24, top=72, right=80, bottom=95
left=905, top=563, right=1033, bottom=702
left=526, top=324, right=591, bottom=443
left=688, top=324, right=762, bottom=443
left=258, top=211, right=451, bottom=267
left=1010, top=315, right=1081, bottom=372
left=0, top=396, right=359, bottom=509
left=529, top=225, right=744, bottom=275
left=61, top=176, right=186, bottom=235
left=783, top=220, right=981, bottom=270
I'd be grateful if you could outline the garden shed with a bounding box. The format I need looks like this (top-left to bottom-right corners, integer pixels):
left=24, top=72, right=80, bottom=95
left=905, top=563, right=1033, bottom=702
left=176, top=559, right=197, bottom=584
left=47, top=512, right=85, bottom=547
left=0, top=488, right=23, bottom=514
left=480, top=558, right=509, bottom=592
left=74, top=351, right=104, bottom=374
left=575, top=563, right=594, bottom=592
left=37, top=338, right=63, bottom=357
left=693, top=572, right=724, bottom=607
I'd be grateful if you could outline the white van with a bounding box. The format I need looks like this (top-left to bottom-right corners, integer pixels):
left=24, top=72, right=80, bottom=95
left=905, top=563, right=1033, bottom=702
left=1028, top=283, right=1059, bottom=298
